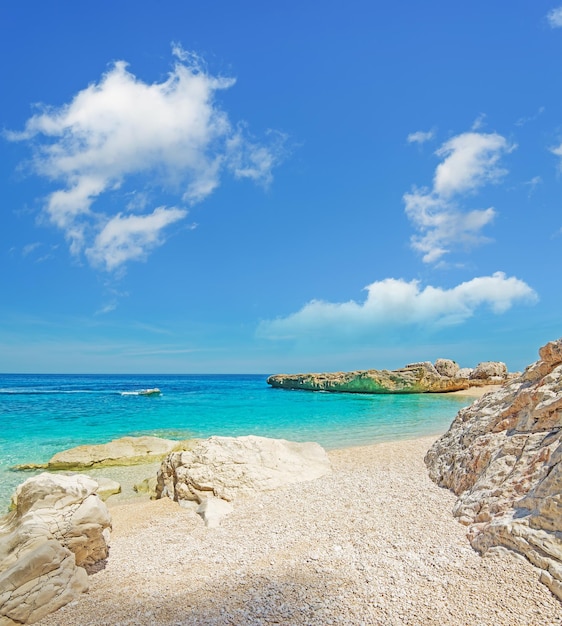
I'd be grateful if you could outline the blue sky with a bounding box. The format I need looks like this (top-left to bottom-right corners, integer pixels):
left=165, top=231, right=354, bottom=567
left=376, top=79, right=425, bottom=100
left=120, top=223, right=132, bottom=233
left=1, top=1, right=561, bottom=373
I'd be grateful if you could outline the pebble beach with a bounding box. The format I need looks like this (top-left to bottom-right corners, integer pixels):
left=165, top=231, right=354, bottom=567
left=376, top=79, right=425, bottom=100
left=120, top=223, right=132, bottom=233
left=37, top=431, right=562, bottom=626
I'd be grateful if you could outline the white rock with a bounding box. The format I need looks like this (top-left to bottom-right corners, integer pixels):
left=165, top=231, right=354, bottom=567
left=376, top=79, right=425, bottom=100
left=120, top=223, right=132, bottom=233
left=0, top=473, right=111, bottom=625
left=196, top=497, right=234, bottom=528
left=157, top=435, right=331, bottom=504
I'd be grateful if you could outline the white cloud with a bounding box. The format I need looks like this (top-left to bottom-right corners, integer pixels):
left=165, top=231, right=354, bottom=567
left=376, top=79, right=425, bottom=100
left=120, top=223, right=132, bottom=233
left=550, top=143, right=562, bottom=171
left=433, top=132, right=512, bottom=196
left=547, top=6, right=562, bottom=27
left=404, top=131, right=515, bottom=263
left=86, top=206, right=187, bottom=271
left=258, top=272, right=538, bottom=340
left=7, top=46, right=285, bottom=271
left=407, top=129, right=434, bottom=145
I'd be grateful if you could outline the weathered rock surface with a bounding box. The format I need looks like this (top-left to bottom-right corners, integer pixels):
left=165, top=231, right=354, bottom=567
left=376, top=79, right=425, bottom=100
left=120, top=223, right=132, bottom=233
left=14, top=436, right=192, bottom=471
left=133, top=476, right=158, bottom=498
left=157, top=435, right=331, bottom=507
left=0, top=473, right=111, bottom=625
left=267, top=358, right=510, bottom=394
left=434, top=358, right=460, bottom=378
left=469, top=360, right=508, bottom=380
left=94, top=477, right=121, bottom=501
left=425, top=338, right=562, bottom=600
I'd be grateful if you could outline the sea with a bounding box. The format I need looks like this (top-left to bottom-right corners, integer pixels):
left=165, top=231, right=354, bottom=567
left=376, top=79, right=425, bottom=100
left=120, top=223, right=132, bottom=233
left=0, top=373, right=472, bottom=512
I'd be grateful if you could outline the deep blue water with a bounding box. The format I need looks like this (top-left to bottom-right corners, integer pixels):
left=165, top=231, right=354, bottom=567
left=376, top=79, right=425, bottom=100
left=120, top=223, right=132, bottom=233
left=0, top=373, right=470, bottom=510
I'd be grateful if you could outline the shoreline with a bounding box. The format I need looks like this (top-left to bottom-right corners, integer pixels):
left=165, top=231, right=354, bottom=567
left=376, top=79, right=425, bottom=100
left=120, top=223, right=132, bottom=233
left=95, top=386, right=499, bottom=509
left=20, top=385, right=501, bottom=512
left=37, top=429, right=561, bottom=625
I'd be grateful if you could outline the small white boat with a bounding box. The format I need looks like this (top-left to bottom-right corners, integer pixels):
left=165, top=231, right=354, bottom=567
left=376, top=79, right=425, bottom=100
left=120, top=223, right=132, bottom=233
left=138, top=388, right=161, bottom=396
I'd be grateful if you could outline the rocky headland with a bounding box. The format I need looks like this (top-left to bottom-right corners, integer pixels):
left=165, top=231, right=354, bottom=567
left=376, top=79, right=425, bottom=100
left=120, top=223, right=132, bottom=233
left=267, top=358, right=511, bottom=393
left=426, top=338, right=562, bottom=600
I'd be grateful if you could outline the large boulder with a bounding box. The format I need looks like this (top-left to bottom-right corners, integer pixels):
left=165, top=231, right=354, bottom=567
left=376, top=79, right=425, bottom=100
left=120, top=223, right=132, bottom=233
left=0, top=473, right=111, bottom=625
left=434, top=358, right=460, bottom=378
left=14, top=436, right=192, bottom=471
left=157, top=435, right=331, bottom=506
left=425, top=339, right=562, bottom=600
left=469, top=361, right=508, bottom=380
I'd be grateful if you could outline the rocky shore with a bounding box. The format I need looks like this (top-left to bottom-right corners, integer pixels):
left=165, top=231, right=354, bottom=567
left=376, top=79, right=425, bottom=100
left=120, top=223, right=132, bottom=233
left=426, top=338, right=562, bottom=600
left=2, top=341, right=562, bottom=624
left=267, top=358, right=511, bottom=394
left=32, top=437, right=562, bottom=626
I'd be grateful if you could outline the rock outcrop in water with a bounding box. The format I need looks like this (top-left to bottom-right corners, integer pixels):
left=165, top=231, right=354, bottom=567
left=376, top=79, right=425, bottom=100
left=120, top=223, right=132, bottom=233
left=425, top=338, right=562, bottom=600
left=157, top=435, right=332, bottom=526
left=14, top=436, right=193, bottom=471
left=267, top=359, right=510, bottom=394
left=0, top=473, right=111, bottom=625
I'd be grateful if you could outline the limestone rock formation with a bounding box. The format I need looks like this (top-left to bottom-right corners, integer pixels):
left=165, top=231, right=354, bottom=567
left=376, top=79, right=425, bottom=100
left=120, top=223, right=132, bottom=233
left=425, top=338, right=562, bottom=600
left=434, top=358, right=460, bottom=378
left=157, top=435, right=331, bottom=507
left=0, top=473, right=111, bottom=625
left=14, top=436, right=193, bottom=471
left=469, top=360, right=508, bottom=380
left=94, top=477, right=122, bottom=501
left=267, top=357, right=512, bottom=394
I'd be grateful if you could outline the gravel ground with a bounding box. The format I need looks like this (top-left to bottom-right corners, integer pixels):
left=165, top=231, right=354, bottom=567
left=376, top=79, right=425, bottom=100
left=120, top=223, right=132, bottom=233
left=38, top=436, right=562, bottom=626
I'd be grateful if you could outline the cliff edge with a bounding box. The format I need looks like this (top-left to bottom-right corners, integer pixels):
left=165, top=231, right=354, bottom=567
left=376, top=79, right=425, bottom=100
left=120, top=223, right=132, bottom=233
left=425, top=338, right=562, bottom=600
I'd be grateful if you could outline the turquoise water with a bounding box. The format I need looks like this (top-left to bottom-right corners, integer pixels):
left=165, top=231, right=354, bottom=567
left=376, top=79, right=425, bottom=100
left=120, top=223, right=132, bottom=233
left=0, top=374, right=470, bottom=511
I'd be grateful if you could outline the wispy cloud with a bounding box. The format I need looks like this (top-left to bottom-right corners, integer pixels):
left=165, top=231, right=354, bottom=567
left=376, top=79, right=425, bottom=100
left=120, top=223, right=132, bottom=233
left=404, top=131, right=515, bottom=263
left=515, top=106, right=545, bottom=127
left=547, top=6, right=562, bottom=28
left=523, top=175, right=543, bottom=196
left=407, top=129, right=435, bottom=145
left=550, top=142, right=562, bottom=170
left=95, top=302, right=117, bottom=316
left=7, top=45, right=286, bottom=272
left=258, top=272, right=538, bottom=340
left=22, top=242, right=41, bottom=257
left=471, top=113, right=486, bottom=131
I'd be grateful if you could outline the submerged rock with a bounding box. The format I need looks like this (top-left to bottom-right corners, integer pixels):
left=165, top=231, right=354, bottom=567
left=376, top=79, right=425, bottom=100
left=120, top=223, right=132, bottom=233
left=0, top=473, right=111, bottom=625
left=156, top=435, right=331, bottom=524
left=425, top=338, right=562, bottom=600
left=14, top=436, right=194, bottom=471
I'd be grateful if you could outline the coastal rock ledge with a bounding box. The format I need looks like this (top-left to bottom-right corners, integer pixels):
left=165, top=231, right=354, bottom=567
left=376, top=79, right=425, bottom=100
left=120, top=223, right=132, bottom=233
left=14, top=436, right=190, bottom=471
left=267, top=358, right=510, bottom=394
left=425, top=338, right=562, bottom=600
